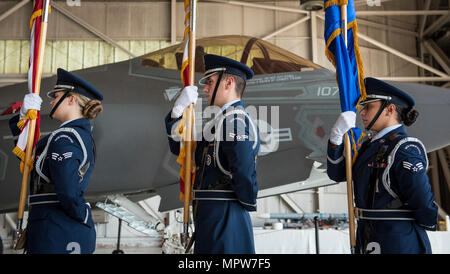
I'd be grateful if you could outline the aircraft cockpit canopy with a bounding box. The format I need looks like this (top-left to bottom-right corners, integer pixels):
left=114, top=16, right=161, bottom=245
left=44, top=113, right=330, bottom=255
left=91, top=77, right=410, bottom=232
left=141, top=35, right=322, bottom=75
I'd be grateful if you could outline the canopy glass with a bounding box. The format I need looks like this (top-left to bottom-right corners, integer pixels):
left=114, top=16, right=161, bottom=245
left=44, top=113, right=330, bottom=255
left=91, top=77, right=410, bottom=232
left=141, top=35, right=322, bottom=75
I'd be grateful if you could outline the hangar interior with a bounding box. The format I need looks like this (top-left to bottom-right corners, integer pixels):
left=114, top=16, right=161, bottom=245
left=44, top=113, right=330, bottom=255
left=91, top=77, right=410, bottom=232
left=0, top=0, right=449, bottom=254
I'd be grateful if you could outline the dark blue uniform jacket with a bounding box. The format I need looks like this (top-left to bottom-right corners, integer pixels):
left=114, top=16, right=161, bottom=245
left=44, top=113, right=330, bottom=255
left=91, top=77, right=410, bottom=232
left=327, top=125, right=437, bottom=254
left=165, top=100, right=260, bottom=254
left=10, top=116, right=96, bottom=254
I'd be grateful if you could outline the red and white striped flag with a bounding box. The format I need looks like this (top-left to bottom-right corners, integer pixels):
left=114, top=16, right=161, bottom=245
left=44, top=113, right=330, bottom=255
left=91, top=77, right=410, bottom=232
left=176, top=0, right=197, bottom=201
left=12, top=0, right=48, bottom=171
left=180, top=0, right=192, bottom=87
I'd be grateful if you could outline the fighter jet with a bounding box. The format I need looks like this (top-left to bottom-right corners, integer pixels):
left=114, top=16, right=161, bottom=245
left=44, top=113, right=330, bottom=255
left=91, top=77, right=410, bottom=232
left=1, top=35, right=449, bottom=214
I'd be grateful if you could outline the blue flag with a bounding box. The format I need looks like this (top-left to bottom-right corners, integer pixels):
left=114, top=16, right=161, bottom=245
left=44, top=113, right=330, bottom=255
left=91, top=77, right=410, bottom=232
left=324, top=0, right=366, bottom=161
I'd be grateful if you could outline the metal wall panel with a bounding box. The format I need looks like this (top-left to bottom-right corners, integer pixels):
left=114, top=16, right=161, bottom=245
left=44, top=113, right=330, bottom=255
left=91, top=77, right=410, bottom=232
left=4, top=40, right=20, bottom=74
left=0, top=2, right=171, bottom=40
left=0, top=39, right=171, bottom=75
left=243, top=6, right=276, bottom=37
left=53, top=40, right=69, bottom=73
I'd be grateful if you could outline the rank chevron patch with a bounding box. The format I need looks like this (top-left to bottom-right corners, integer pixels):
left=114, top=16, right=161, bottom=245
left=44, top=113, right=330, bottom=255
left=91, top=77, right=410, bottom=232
left=402, top=161, right=424, bottom=172
left=51, top=152, right=73, bottom=162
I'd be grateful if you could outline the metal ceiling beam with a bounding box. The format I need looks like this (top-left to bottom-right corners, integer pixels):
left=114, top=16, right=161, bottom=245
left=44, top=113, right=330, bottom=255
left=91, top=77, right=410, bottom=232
left=0, top=73, right=53, bottom=84
left=423, top=40, right=450, bottom=75
left=375, top=76, right=450, bottom=82
left=261, top=13, right=449, bottom=83
left=0, top=77, right=26, bottom=84
left=422, top=11, right=450, bottom=37
left=0, top=0, right=30, bottom=23
left=418, top=0, right=432, bottom=37
left=442, top=82, right=450, bottom=88
left=356, top=18, right=418, bottom=37
left=358, top=32, right=449, bottom=78
left=207, top=0, right=309, bottom=15
left=429, top=151, right=441, bottom=206
left=205, top=1, right=447, bottom=17
left=51, top=2, right=136, bottom=58
left=171, top=0, right=177, bottom=44
left=316, top=14, right=418, bottom=37
left=261, top=15, right=310, bottom=40
left=356, top=10, right=448, bottom=16
left=354, top=0, right=390, bottom=6
left=418, top=0, right=432, bottom=78
left=437, top=149, right=450, bottom=194
left=315, top=16, right=449, bottom=80
left=310, top=11, right=318, bottom=64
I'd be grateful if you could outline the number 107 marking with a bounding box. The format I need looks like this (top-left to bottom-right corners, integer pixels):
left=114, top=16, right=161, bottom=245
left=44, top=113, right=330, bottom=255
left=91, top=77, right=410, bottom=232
left=317, top=86, right=339, bottom=96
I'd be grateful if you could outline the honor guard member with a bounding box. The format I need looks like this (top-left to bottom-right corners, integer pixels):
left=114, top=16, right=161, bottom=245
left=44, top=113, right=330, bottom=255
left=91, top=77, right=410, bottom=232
left=165, top=54, right=260, bottom=254
left=327, top=77, right=438, bottom=254
left=9, top=68, right=103, bottom=254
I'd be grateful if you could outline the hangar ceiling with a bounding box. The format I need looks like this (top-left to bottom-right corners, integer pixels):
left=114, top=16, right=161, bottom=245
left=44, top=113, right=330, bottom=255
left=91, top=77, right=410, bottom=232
left=0, top=0, right=449, bottom=87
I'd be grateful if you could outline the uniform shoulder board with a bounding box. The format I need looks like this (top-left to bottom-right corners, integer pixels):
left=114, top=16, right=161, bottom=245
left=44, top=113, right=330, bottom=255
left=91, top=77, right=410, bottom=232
left=391, top=137, right=427, bottom=162
left=381, top=136, right=428, bottom=199
left=220, top=108, right=258, bottom=146
left=52, top=131, right=76, bottom=144
left=214, top=108, right=259, bottom=178
left=224, top=113, right=249, bottom=142
left=398, top=140, right=426, bottom=157
left=396, top=138, right=428, bottom=174
left=35, top=127, right=89, bottom=183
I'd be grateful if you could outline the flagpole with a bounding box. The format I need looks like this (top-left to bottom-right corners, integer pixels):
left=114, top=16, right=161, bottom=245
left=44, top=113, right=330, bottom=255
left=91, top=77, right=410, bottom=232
left=182, top=0, right=196, bottom=249
left=341, top=4, right=357, bottom=254
left=344, top=134, right=356, bottom=254
left=16, top=0, right=50, bottom=241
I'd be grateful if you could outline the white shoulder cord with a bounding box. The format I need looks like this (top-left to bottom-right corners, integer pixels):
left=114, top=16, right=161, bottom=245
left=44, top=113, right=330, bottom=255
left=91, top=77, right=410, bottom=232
left=35, top=127, right=88, bottom=183
left=213, top=109, right=259, bottom=178
left=382, top=137, right=428, bottom=199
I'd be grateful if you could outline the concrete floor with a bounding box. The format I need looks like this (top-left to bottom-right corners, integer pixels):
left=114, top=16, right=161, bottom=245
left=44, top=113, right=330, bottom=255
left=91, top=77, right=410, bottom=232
left=0, top=232, right=167, bottom=254
left=3, top=244, right=163, bottom=254
left=94, top=245, right=162, bottom=254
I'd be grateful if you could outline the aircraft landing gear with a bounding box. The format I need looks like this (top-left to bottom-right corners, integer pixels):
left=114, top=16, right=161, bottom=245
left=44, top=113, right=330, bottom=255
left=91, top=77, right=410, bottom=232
left=112, top=218, right=124, bottom=254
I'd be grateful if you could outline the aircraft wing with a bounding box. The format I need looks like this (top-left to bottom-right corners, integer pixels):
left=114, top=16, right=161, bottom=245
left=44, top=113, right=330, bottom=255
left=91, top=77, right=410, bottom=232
left=1, top=35, right=449, bottom=214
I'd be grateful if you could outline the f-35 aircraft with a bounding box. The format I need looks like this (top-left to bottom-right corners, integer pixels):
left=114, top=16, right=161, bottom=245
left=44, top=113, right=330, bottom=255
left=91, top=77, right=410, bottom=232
left=1, top=35, right=449, bottom=213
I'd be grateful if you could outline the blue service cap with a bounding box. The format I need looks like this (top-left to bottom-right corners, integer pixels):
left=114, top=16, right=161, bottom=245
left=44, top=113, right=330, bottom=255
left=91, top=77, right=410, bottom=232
left=361, top=77, right=415, bottom=109
left=47, top=68, right=104, bottom=101
left=199, top=54, right=254, bottom=85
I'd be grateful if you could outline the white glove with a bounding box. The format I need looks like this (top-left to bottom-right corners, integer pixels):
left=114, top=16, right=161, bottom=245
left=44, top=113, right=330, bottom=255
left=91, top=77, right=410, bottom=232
left=20, top=93, right=42, bottom=119
left=171, top=86, right=198, bottom=119
left=330, top=111, right=356, bottom=145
